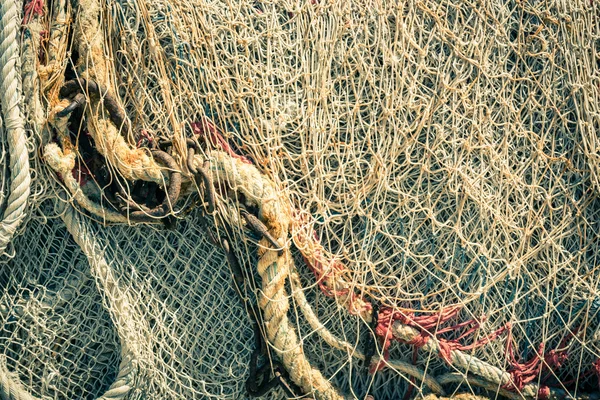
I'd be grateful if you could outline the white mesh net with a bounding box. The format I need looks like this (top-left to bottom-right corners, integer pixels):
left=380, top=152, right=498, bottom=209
left=1, top=0, right=600, bottom=399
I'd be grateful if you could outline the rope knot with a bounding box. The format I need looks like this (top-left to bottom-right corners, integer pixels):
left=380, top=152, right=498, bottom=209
left=407, top=330, right=430, bottom=349
left=544, top=349, right=568, bottom=369
left=505, top=343, right=545, bottom=391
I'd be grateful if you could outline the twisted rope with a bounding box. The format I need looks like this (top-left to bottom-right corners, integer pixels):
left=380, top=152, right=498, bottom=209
left=44, top=107, right=130, bottom=224
left=288, top=267, right=446, bottom=396
left=69, top=0, right=166, bottom=184
left=435, top=373, right=531, bottom=400
left=393, top=323, right=548, bottom=399
left=201, top=151, right=344, bottom=400
left=0, top=0, right=32, bottom=255
left=0, top=357, right=40, bottom=400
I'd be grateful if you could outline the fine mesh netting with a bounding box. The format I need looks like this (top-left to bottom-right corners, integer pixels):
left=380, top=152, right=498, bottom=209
left=1, top=0, right=600, bottom=399
left=0, top=204, right=121, bottom=399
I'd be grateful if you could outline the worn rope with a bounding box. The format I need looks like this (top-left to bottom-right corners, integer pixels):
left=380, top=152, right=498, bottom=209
left=393, top=323, right=551, bottom=399
left=198, top=149, right=585, bottom=399
left=0, top=0, right=32, bottom=256
left=70, top=0, right=165, bottom=184
left=198, top=151, right=344, bottom=400
left=21, top=2, right=591, bottom=396
left=435, top=373, right=534, bottom=400
left=44, top=107, right=130, bottom=223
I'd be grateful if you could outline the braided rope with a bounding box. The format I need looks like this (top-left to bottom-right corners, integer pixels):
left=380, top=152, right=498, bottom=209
left=0, top=0, right=32, bottom=255
left=205, top=150, right=567, bottom=399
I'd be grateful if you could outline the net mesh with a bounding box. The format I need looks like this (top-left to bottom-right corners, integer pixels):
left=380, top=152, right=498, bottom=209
left=1, top=0, right=600, bottom=398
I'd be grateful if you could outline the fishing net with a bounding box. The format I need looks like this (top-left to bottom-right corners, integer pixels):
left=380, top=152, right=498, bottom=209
left=1, top=0, right=600, bottom=399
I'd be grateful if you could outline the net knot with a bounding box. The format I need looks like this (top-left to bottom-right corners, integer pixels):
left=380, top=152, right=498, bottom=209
left=505, top=343, right=545, bottom=390
left=503, top=324, right=575, bottom=392
left=407, top=330, right=430, bottom=349
left=538, top=386, right=551, bottom=400
left=544, top=349, right=568, bottom=370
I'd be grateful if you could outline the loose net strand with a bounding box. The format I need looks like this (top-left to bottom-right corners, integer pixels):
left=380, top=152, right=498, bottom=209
left=1, top=0, right=600, bottom=399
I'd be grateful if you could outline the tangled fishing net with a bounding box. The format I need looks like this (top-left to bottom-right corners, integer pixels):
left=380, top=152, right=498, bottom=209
left=1, top=0, right=600, bottom=398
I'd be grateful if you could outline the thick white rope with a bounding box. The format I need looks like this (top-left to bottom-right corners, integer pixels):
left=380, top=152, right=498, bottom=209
left=435, top=373, right=530, bottom=400
left=0, top=0, right=32, bottom=255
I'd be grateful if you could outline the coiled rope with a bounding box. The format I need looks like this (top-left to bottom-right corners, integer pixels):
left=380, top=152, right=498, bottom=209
left=0, top=0, right=32, bottom=255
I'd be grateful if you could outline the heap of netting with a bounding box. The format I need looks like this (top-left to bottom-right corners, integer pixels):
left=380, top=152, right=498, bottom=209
left=1, top=0, right=600, bottom=399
